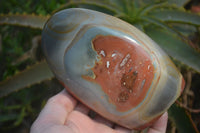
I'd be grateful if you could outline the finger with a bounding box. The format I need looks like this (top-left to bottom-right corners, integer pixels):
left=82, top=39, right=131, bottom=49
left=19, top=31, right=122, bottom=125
left=114, top=125, right=132, bottom=133
left=75, top=102, right=90, bottom=114
left=93, top=114, right=114, bottom=128
left=65, top=110, right=95, bottom=132
left=33, top=89, right=77, bottom=126
left=66, top=110, right=116, bottom=133
left=148, top=112, right=168, bottom=133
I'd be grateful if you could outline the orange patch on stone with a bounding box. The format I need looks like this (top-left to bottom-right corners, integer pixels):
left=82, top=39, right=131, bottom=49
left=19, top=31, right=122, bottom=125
left=84, top=35, right=154, bottom=112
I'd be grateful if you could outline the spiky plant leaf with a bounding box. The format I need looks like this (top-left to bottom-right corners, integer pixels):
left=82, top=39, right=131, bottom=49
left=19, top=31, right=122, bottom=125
left=168, top=103, right=199, bottom=133
left=0, top=114, right=19, bottom=122
left=148, top=9, right=200, bottom=26
left=108, top=0, right=127, bottom=11
left=170, top=23, right=198, bottom=37
left=168, top=0, right=190, bottom=7
left=145, top=25, right=200, bottom=73
left=0, top=14, right=49, bottom=29
left=134, top=0, right=189, bottom=8
left=0, top=61, right=54, bottom=98
left=52, top=0, right=119, bottom=15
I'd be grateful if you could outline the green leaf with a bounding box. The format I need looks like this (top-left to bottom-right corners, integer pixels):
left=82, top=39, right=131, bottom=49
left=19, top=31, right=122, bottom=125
left=138, top=2, right=169, bottom=16
left=141, top=16, right=173, bottom=31
left=148, top=9, right=200, bottom=26
left=0, top=61, right=54, bottom=98
left=14, top=107, right=26, bottom=126
left=171, top=23, right=198, bottom=37
left=0, top=114, right=18, bottom=122
left=144, top=26, right=200, bottom=73
left=0, top=14, right=49, bottom=29
left=168, top=103, right=199, bottom=133
left=136, top=0, right=189, bottom=9
left=53, top=1, right=120, bottom=16
left=108, top=0, right=127, bottom=11
left=0, top=104, right=21, bottom=110
left=168, top=0, right=190, bottom=7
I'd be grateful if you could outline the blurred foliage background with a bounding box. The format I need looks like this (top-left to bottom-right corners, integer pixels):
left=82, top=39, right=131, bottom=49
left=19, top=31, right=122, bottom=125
left=0, top=0, right=200, bottom=133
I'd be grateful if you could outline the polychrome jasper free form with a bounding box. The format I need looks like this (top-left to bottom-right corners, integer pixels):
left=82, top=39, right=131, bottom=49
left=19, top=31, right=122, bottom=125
left=42, top=8, right=185, bottom=129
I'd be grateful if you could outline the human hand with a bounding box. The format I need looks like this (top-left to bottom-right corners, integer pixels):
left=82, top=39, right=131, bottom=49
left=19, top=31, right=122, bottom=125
left=30, top=90, right=168, bottom=133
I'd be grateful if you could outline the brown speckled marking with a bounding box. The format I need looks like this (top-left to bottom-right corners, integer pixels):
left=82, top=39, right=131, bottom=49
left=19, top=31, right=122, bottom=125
left=118, top=91, right=129, bottom=102
left=121, top=71, right=138, bottom=91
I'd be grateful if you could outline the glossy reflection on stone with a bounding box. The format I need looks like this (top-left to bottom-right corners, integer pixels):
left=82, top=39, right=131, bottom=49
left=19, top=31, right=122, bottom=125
left=42, top=8, right=185, bottom=130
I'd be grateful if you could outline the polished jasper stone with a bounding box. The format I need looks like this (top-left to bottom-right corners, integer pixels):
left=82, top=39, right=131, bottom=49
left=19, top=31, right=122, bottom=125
left=42, top=8, right=185, bottom=129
